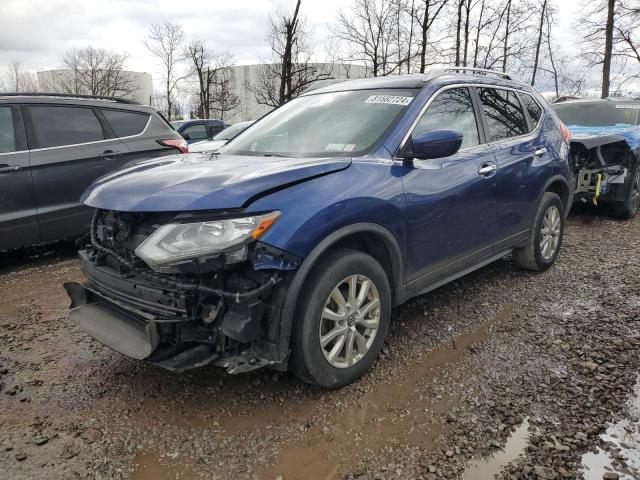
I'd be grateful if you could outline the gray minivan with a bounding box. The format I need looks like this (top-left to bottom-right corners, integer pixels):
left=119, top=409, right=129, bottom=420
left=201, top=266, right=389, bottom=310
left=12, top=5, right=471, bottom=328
left=0, top=94, right=186, bottom=251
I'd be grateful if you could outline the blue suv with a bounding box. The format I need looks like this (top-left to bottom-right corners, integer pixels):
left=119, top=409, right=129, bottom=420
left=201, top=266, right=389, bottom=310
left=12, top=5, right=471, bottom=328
left=65, top=68, right=572, bottom=388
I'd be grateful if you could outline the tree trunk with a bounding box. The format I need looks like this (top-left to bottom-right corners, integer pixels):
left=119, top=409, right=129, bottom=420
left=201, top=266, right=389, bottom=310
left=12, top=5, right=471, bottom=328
left=502, top=0, right=512, bottom=73
left=473, top=0, right=485, bottom=67
left=531, top=0, right=547, bottom=86
left=602, top=0, right=615, bottom=98
left=420, top=0, right=430, bottom=72
left=463, top=0, right=470, bottom=67
left=455, top=0, right=463, bottom=66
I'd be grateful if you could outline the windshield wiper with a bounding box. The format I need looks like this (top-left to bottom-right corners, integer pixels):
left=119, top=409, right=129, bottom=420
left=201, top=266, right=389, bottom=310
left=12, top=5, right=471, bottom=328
left=262, top=153, right=286, bottom=157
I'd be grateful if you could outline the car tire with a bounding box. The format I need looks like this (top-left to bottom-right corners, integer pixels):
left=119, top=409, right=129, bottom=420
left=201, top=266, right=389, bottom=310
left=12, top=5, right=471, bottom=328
left=613, top=160, right=640, bottom=220
left=289, top=248, right=391, bottom=389
left=513, top=192, right=564, bottom=272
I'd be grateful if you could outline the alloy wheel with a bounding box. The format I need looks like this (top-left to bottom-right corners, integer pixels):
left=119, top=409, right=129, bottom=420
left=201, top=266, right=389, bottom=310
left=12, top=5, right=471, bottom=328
left=319, top=274, right=381, bottom=369
left=540, top=205, right=561, bottom=260
left=631, top=170, right=640, bottom=213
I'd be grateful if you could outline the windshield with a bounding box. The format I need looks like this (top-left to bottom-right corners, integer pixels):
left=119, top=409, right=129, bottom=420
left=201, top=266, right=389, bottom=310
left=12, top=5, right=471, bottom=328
left=214, top=122, right=251, bottom=141
left=223, top=89, right=418, bottom=157
left=553, top=101, right=640, bottom=126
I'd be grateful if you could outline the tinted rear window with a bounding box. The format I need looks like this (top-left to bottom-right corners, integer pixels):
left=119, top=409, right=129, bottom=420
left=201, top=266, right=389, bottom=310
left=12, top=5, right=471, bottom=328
left=479, top=88, right=528, bottom=141
left=102, top=109, right=149, bottom=137
left=27, top=105, right=104, bottom=148
left=0, top=106, right=16, bottom=153
left=521, top=93, right=543, bottom=128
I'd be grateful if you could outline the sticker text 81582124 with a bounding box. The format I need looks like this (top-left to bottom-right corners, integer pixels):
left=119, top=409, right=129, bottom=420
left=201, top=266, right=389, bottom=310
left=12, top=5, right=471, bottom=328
left=364, top=95, right=414, bottom=106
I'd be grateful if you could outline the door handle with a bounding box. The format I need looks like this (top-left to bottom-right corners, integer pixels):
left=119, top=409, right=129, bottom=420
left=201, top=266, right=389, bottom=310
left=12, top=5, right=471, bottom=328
left=534, top=147, right=547, bottom=158
left=0, top=164, right=21, bottom=173
left=478, top=162, right=497, bottom=177
left=99, top=150, right=123, bottom=159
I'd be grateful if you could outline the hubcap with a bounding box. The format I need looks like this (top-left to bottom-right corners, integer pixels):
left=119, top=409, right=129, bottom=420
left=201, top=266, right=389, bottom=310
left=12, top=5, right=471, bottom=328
left=630, top=171, right=640, bottom=213
left=540, top=205, right=561, bottom=260
left=319, top=274, right=381, bottom=369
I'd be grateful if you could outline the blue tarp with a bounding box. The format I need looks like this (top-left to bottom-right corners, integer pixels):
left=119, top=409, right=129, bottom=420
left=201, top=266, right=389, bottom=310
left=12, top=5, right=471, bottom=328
left=567, top=124, right=640, bottom=151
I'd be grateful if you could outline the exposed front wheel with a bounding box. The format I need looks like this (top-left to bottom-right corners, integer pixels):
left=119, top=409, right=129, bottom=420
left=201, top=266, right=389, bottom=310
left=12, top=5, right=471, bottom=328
left=513, top=192, right=564, bottom=272
left=614, top=163, right=640, bottom=220
left=290, top=248, right=391, bottom=388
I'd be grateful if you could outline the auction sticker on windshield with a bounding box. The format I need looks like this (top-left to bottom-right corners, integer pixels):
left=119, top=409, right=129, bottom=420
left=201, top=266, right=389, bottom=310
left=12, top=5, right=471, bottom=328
left=365, top=95, right=414, bottom=106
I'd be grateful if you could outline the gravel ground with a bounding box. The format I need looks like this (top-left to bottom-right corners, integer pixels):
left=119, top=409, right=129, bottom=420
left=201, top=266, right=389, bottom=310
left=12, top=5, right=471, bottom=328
left=0, top=206, right=639, bottom=480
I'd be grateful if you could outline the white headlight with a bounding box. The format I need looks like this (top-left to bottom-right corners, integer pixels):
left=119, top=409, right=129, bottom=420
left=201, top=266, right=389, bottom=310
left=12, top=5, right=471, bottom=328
left=135, top=211, right=280, bottom=269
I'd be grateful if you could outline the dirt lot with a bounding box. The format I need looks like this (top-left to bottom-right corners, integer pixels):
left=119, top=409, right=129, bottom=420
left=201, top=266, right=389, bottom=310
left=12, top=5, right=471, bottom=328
left=1, top=206, right=639, bottom=480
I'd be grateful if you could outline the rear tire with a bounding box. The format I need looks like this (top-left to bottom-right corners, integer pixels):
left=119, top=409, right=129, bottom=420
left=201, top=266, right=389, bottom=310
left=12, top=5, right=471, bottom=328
left=289, top=248, right=391, bottom=389
left=613, top=160, right=640, bottom=220
left=513, top=192, right=564, bottom=272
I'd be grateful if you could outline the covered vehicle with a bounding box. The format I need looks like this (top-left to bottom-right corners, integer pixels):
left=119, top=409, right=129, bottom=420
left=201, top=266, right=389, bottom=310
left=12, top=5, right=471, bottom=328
left=189, top=121, right=253, bottom=153
left=552, top=98, right=640, bottom=218
left=65, top=68, right=572, bottom=388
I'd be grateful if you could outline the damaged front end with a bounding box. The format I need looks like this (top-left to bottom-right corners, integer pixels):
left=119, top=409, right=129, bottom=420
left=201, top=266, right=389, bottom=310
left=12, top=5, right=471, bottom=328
left=65, top=209, right=300, bottom=373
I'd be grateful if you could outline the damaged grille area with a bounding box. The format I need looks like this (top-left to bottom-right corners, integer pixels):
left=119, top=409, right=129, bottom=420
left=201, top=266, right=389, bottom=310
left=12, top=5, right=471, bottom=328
left=69, top=208, right=288, bottom=373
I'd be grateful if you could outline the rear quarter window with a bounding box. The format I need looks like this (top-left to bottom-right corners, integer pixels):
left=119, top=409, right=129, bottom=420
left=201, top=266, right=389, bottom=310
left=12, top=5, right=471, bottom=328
left=27, top=105, right=104, bottom=148
left=520, top=93, right=543, bottom=128
left=102, top=109, right=150, bottom=137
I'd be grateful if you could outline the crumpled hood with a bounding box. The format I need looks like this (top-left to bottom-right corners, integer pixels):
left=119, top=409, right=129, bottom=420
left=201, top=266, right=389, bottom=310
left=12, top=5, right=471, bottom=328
left=82, top=153, right=351, bottom=212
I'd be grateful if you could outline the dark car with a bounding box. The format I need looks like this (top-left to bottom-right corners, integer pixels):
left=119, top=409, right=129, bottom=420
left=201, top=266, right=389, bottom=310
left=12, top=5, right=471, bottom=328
left=0, top=93, right=187, bottom=251
left=171, top=119, right=228, bottom=144
left=552, top=98, right=640, bottom=218
left=65, top=68, right=572, bottom=388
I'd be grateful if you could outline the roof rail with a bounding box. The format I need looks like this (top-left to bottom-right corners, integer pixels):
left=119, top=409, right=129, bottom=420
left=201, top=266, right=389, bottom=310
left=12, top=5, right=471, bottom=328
left=423, top=67, right=513, bottom=81
left=0, top=92, right=139, bottom=104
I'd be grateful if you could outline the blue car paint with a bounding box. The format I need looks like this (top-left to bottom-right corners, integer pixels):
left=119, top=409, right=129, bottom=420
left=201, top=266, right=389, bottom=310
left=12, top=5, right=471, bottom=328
left=82, top=74, right=571, bottom=303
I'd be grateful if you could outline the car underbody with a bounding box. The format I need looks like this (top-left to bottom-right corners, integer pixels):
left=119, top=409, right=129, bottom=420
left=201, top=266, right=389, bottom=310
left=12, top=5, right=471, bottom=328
left=64, top=209, right=300, bottom=373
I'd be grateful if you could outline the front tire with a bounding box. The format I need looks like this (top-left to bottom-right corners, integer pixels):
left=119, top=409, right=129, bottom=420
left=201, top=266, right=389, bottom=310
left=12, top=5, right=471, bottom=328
left=613, top=161, right=640, bottom=220
left=289, top=248, right=391, bottom=388
left=513, top=192, right=564, bottom=272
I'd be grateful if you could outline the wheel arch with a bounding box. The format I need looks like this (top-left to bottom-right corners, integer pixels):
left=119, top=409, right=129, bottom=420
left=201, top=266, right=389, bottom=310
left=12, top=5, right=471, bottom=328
left=277, top=223, right=405, bottom=365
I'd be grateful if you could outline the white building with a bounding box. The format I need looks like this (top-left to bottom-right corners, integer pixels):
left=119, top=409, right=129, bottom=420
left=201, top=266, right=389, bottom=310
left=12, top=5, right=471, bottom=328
left=36, top=70, right=154, bottom=105
left=225, top=63, right=368, bottom=124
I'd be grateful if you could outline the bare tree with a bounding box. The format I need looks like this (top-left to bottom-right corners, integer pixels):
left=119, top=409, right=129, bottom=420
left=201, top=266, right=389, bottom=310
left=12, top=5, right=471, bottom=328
left=2, top=61, right=39, bottom=93
left=145, top=22, right=186, bottom=119
left=413, top=0, right=449, bottom=72
left=210, top=69, right=240, bottom=120
left=184, top=39, right=235, bottom=118
left=55, top=47, right=136, bottom=98
left=250, top=0, right=333, bottom=107
left=530, top=0, right=548, bottom=85
left=334, top=0, right=399, bottom=77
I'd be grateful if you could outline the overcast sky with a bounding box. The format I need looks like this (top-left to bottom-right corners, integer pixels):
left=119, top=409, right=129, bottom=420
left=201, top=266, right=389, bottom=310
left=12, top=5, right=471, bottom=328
left=0, top=0, right=581, bottom=86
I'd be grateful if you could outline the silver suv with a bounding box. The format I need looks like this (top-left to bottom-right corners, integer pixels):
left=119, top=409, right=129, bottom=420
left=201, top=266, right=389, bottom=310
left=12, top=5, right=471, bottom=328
left=0, top=94, right=186, bottom=250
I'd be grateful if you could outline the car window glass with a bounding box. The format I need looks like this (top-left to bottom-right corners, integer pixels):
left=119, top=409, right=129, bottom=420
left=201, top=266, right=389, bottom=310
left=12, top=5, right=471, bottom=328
left=478, top=88, right=528, bottom=141
left=28, top=106, right=104, bottom=148
left=413, top=87, right=480, bottom=149
left=521, top=93, right=542, bottom=129
left=182, top=123, right=207, bottom=140
left=102, top=109, right=149, bottom=137
left=224, top=88, right=418, bottom=158
left=0, top=106, right=16, bottom=153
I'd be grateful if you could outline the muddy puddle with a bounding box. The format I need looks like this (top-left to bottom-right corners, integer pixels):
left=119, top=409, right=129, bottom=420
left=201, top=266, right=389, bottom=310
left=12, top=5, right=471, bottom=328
left=462, top=418, right=530, bottom=479
left=581, top=376, right=640, bottom=480
left=260, top=310, right=506, bottom=480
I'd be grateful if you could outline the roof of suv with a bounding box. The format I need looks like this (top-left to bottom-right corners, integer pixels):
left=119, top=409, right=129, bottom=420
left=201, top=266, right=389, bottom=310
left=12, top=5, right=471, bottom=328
left=304, top=68, right=531, bottom=96
left=0, top=93, right=156, bottom=113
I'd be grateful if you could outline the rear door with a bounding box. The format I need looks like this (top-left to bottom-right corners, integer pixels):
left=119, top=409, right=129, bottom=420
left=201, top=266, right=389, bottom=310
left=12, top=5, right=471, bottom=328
left=24, top=104, right=130, bottom=242
left=0, top=104, right=38, bottom=250
left=477, top=88, right=548, bottom=249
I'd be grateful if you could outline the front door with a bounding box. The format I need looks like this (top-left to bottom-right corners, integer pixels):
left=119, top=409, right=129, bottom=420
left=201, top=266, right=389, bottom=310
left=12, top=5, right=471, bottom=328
left=0, top=104, right=38, bottom=250
left=399, top=87, right=498, bottom=289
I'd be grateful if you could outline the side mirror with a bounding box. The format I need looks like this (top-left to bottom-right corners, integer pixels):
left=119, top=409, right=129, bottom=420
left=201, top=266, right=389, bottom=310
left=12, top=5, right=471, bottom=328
left=181, top=133, right=191, bottom=141
left=406, top=129, right=463, bottom=160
